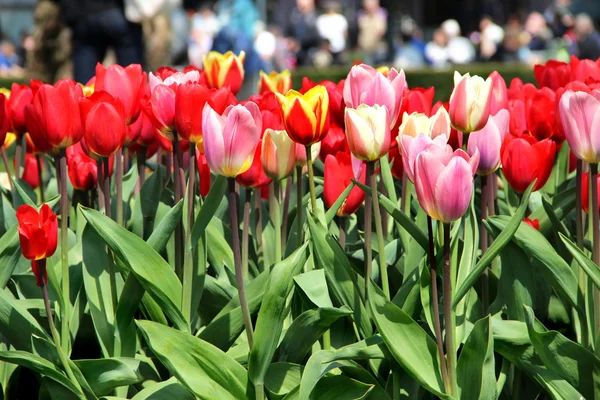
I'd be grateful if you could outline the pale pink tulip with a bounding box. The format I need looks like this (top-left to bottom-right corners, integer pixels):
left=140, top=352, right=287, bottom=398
left=345, top=104, right=390, bottom=161
left=401, top=134, right=450, bottom=183
left=488, top=71, right=508, bottom=116
left=428, top=106, right=451, bottom=139
left=261, top=129, right=296, bottom=180
left=398, top=112, right=429, bottom=138
left=343, top=64, right=406, bottom=127
left=148, top=70, right=201, bottom=92
left=202, top=102, right=262, bottom=177
left=467, top=109, right=509, bottom=175
left=414, top=145, right=479, bottom=223
left=559, top=90, right=600, bottom=164
left=449, top=72, right=493, bottom=133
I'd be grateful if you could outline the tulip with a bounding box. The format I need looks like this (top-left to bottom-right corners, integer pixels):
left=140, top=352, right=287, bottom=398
left=7, top=83, right=33, bottom=135
left=534, top=60, right=571, bottom=90
left=467, top=109, right=509, bottom=175
left=449, top=72, right=492, bottom=133
left=30, top=79, right=83, bottom=148
left=345, top=104, right=390, bottom=162
left=398, top=87, right=435, bottom=118
left=277, top=86, right=330, bottom=146
left=523, top=218, right=540, bottom=230
left=570, top=55, right=600, bottom=84
left=414, top=145, right=479, bottom=222
left=507, top=83, right=557, bottom=141
left=398, top=112, right=429, bottom=139
left=294, top=141, right=321, bottom=167
left=0, top=93, right=9, bottom=146
left=500, top=134, right=556, bottom=193
left=250, top=91, right=282, bottom=114
left=401, top=134, right=450, bottom=183
left=323, top=151, right=366, bottom=216
left=343, top=64, right=406, bottom=127
left=559, top=90, right=600, bottom=163
left=20, top=154, right=40, bottom=189
left=581, top=171, right=600, bottom=214
left=24, top=105, right=58, bottom=155
left=94, top=63, right=146, bottom=124
left=319, top=123, right=348, bottom=161
left=79, top=91, right=127, bottom=157
left=203, top=51, right=245, bottom=94
left=67, top=144, right=99, bottom=191
left=488, top=71, right=508, bottom=116
left=261, top=129, right=296, bottom=181
left=301, top=77, right=346, bottom=127
left=155, top=66, right=178, bottom=80
left=258, top=70, right=292, bottom=95
left=202, top=102, right=262, bottom=177
left=432, top=101, right=463, bottom=149
left=236, top=140, right=272, bottom=189
left=148, top=69, right=201, bottom=92
left=555, top=81, right=591, bottom=143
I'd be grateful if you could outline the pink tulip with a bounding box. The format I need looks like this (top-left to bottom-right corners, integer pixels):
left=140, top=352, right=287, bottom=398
left=488, top=71, right=508, bottom=116
left=345, top=104, right=391, bottom=161
left=559, top=90, right=600, bottom=164
left=261, top=128, right=296, bottom=180
left=148, top=70, right=201, bottom=92
left=202, top=102, right=262, bottom=177
left=449, top=72, right=493, bottom=133
left=414, top=145, right=479, bottom=223
left=401, top=133, right=450, bottom=183
left=343, top=64, right=406, bottom=128
left=467, top=109, right=509, bottom=175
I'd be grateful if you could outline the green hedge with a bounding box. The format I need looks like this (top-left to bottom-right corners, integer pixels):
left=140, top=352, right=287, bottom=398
left=293, top=63, right=536, bottom=102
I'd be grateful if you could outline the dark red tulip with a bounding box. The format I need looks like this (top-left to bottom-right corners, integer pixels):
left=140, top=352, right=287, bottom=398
left=94, top=63, right=146, bottom=124
left=319, top=123, right=347, bottom=161
left=80, top=91, right=126, bottom=157
left=323, top=151, right=366, bottom=216
left=66, top=142, right=100, bottom=191
left=534, top=60, right=571, bottom=90
left=7, top=83, right=33, bottom=136
left=500, top=133, right=556, bottom=193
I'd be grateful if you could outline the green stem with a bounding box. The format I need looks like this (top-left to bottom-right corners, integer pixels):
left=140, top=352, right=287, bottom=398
left=182, top=146, right=196, bottom=325
left=401, top=172, right=410, bottom=217
left=281, top=176, right=292, bottom=250
left=255, top=384, right=265, bottom=400
left=14, top=137, right=22, bottom=180
left=137, top=148, right=146, bottom=192
left=228, top=178, right=254, bottom=347
left=36, top=155, right=45, bottom=203
left=0, top=147, right=13, bottom=192
left=115, top=148, right=123, bottom=226
left=590, top=163, right=600, bottom=336
left=364, top=163, right=374, bottom=302
left=370, top=161, right=389, bottom=300
left=96, top=159, right=104, bottom=212
left=242, top=188, right=251, bottom=279
left=296, top=166, right=303, bottom=248
left=254, top=188, right=263, bottom=257
left=338, top=216, right=346, bottom=249
left=270, top=181, right=282, bottom=263
left=576, top=160, right=585, bottom=251
left=103, top=159, right=118, bottom=319
left=172, top=137, right=184, bottom=279
left=443, top=223, right=458, bottom=396
left=40, top=260, right=82, bottom=394
left=305, top=145, right=317, bottom=215
left=59, top=150, right=70, bottom=352
left=480, top=175, right=489, bottom=314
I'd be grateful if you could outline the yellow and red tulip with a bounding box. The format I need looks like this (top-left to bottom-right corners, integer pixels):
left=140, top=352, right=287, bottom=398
left=203, top=51, right=245, bottom=95
left=276, top=86, right=330, bottom=146
left=258, top=70, right=292, bottom=95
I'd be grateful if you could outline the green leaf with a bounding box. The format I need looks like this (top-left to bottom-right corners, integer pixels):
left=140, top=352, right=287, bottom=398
left=190, top=175, right=227, bottom=250
left=293, top=270, right=334, bottom=308
left=249, top=244, right=309, bottom=386
left=560, top=233, right=600, bottom=290
left=278, top=306, right=352, bottom=363
left=453, top=182, right=533, bottom=307
left=324, top=182, right=354, bottom=225
left=368, top=281, right=448, bottom=399
left=0, top=227, right=21, bottom=289
left=497, top=243, right=534, bottom=321
left=309, top=375, right=374, bottom=400
left=265, top=362, right=302, bottom=400
left=131, top=377, right=194, bottom=400
left=0, top=350, right=83, bottom=399
left=456, top=316, right=496, bottom=400
left=80, top=207, right=187, bottom=332
left=13, top=179, right=37, bottom=207
left=298, top=350, right=345, bottom=399
left=73, top=358, right=141, bottom=396
left=0, top=288, right=51, bottom=353
left=146, top=200, right=184, bottom=252
left=524, top=306, right=600, bottom=399
left=321, top=335, right=390, bottom=362
left=136, top=320, right=248, bottom=400
left=455, top=202, right=478, bottom=344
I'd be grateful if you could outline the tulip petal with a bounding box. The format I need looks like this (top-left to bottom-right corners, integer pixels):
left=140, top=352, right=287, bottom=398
left=434, top=157, right=474, bottom=222
left=202, top=104, right=226, bottom=175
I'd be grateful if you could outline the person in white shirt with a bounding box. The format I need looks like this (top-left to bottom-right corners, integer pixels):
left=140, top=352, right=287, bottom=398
left=316, top=1, right=348, bottom=63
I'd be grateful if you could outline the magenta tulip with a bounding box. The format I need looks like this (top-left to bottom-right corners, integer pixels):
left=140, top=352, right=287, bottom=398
left=467, top=109, right=509, bottom=175
left=559, top=90, right=600, bottom=164
left=414, top=145, right=479, bottom=222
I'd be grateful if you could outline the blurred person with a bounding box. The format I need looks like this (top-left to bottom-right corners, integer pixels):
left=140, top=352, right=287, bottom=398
left=145, top=13, right=172, bottom=71
left=254, top=22, right=277, bottom=71
left=357, top=0, right=387, bottom=65
left=188, top=4, right=219, bottom=67
left=424, top=28, right=449, bottom=68
left=285, top=0, right=320, bottom=66
left=478, top=16, right=504, bottom=61
left=171, top=7, right=190, bottom=65
left=441, top=19, right=475, bottom=64
left=524, top=12, right=552, bottom=51
left=316, top=1, right=348, bottom=64
left=16, top=31, right=33, bottom=68
left=60, top=0, right=145, bottom=83
left=28, top=0, right=72, bottom=83
left=394, top=16, right=425, bottom=68
left=574, top=13, right=600, bottom=60
left=0, top=40, right=23, bottom=78
left=544, top=0, right=574, bottom=37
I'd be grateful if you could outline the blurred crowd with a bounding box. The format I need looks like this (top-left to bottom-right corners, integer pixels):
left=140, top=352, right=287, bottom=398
left=3, top=0, right=600, bottom=85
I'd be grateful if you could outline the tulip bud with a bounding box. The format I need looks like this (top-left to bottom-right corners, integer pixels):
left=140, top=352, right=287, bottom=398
left=500, top=134, right=556, bottom=193
left=80, top=91, right=127, bottom=157
left=261, top=129, right=296, bottom=181
left=449, top=72, right=493, bottom=133
left=25, top=105, right=58, bottom=155
left=323, top=151, right=366, bottom=216
left=202, top=102, right=262, bottom=177
left=414, top=145, right=479, bottom=223
left=277, top=86, right=330, bottom=146
left=319, top=123, right=348, bottom=161
left=467, top=109, right=509, bottom=175
left=345, top=104, right=390, bottom=162
left=7, top=83, right=33, bottom=136
left=398, top=112, right=429, bottom=139
left=559, top=90, right=600, bottom=164
left=258, top=70, right=292, bottom=95
left=203, top=51, right=245, bottom=94
left=67, top=143, right=99, bottom=191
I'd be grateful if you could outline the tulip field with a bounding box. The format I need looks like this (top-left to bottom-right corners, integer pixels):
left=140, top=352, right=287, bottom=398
left=2, top=53, right=600, bottom=399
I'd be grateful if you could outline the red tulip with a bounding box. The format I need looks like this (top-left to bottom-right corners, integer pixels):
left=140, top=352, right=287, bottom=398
left=301, top=77, right=346, bottom=127
left=67, top=142, right=98, bottom=191
left=388, top=145, right=404, bottom=179
left=80, top=91, right=127, bottom=157
left=18, top=154, right=40, bottom=189
left=500, top=133, right=556, bottom=193
left=534, top=60, right=571, bottom=90
left=398, top=87, right=435, bottom=118
left=319, top=123, right=347, bottom=160
left=7, top=83, right=33, bottom=135
left=323, top=151, right=366, bottom=216
left=94, top=63, right=146, bottom=124
left=249, top=92, right=281, bottom=114
left=523, top=218, right=540, bottom=230
left=0, top=93, right=9, bottom=146
left=508, top=83, right=557, bottom=141
left=236, top=138, right=271, bottom=189
left=30, top=79, right=83, bottom=148
left=196, top=149, right=212, bottom=197
left=24, top=104, right=59, bottom=155
left=570, top=56, right=600, bottom=84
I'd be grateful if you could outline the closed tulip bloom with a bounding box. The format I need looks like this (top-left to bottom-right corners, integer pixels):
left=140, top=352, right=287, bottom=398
left=142, top=86, right=176, bottom=140
left=467, top=109, right=509, bottom=175
left=31, top=79, right=84, bottom=148
left=17, top=154, right=40, bottom=189
left=345, top=104, right=390, bottom=161
left=319, top=123, right=348, bottom=161
left=500, top=134, right=556, bottom=193
left=67, top=143, right=99, bottom=191
left=401, top=133, right=450, bottom=183
left=294, top=141, right=321, bottom=167
left=236, top=140, right=272, bottom=189
left=261, top=129, right=296, bottom=180
left=488, top=71, right=508, bottom=116
left=398, top=112, right=430, bottom=139
left=132, top=111, right=159, bottom=147
left=414, top=145, right=479, bottom=223
left=449, top=72, right=493, bottom=133
left=581, top=172, right=600, bottom=214
left=300, top=77, right=346, bottom=127
left=203, top=51, right=245, bottom=94
left=94, top=63, right=146, bottom=124
left=202, top=102, right=262, bottom=177
left=277, top=86, right=330, bottom=146
left=196, top=149, right=212, bottom=197
left=323, top=151, right=366, bottom=216
left=398, top=87, right=435, bottom=118
left=570, top=55, right=600, bottom=84
left=7, top=83, right=33, bottom=135
left=559, top=90, right=600, bottom=163
left=17, top=203, right=58, bottom=261
left=258, top=70, right=292, bottom=94
left=427, top=106, right=452, bottom=139
left=80, top=91, right=127, bottom=157
left=554, top=81, right=591, bottom=143
left=24, top=104, right=59, bottom=155
left=0, top=93, right=9, bottom=145
left=534, top=60, right=571, bottom=90
left=343, top=64, right=406, bottom=127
